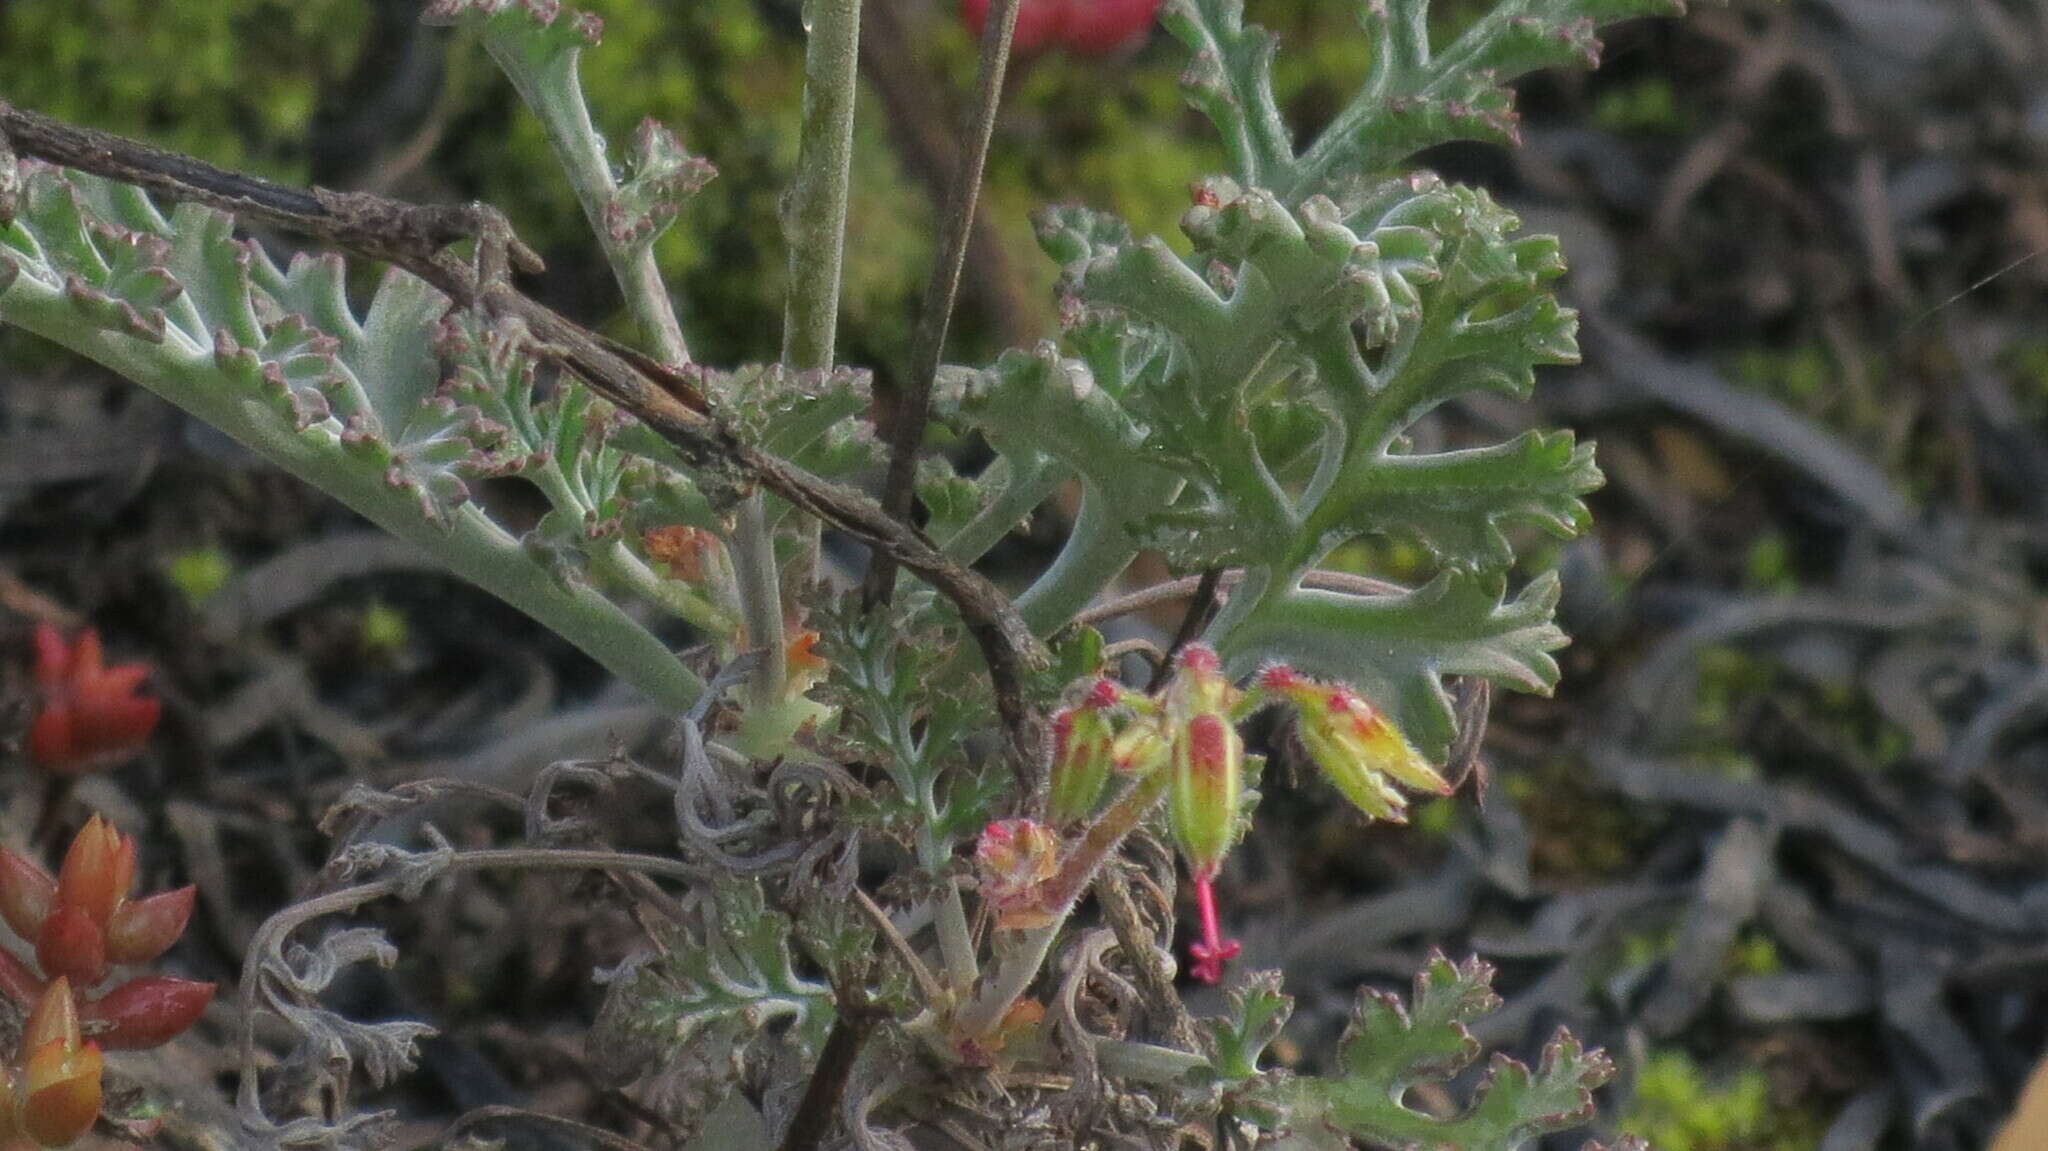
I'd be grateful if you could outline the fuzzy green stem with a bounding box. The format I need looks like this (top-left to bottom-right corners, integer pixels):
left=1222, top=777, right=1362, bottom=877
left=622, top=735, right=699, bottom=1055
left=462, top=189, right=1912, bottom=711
left=750, top=0, right=864, bottom=707
left=733, top=492, right=788, bottom=708
left=483, top=30, right=691, bottom=366
left=1093, top=1038, right=1208, bottom=1083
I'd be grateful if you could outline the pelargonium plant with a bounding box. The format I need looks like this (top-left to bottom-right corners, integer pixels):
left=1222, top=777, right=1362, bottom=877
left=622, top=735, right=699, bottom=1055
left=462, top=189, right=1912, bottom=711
left=0, top=0, right=1676, bottom=1146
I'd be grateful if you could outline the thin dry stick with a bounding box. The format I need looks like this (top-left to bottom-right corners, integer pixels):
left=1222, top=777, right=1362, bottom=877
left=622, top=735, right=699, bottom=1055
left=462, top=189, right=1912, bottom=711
left=1148, top=565, right=1224, bottom=691
left=852, top=886, right=944, bottom=1002
left=0, top=101, right=1050, bottom=773
left=1095, top=868, right=1199, bottom=1050
left=863, top=0, right=1024, bottom=608
left=779, top=983, right=886, bottom=1151
left=440, top=1106, right=656, bottom=1151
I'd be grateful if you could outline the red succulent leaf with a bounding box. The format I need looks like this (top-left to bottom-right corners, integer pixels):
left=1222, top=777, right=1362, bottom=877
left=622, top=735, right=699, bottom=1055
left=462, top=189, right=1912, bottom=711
left=0, top=847, right=56, bottom=943
left=34, top=906, right=106, bottom=989
left=104, top=885, right=196, bottom=968
left=0, top=945, right=46, bottom=1007
left=81, top=976, right=216, bottom=1050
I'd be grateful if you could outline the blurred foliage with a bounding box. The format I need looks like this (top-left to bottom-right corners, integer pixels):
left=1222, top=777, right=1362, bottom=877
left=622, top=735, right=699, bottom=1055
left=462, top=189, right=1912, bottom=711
left=0, top=0, right=1507, bottom=378
left=0, top=0, right=364, bottom=173
left=1620, top=1050, right=1824, bottom=1151
left=163, top=546, right=233, bottom=606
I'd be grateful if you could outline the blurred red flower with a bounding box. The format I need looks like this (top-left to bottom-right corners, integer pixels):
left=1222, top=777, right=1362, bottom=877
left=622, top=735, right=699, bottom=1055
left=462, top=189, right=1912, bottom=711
left=960, top=0, right=1160, bottom=58
left=25, top=626, right=160, bottom=777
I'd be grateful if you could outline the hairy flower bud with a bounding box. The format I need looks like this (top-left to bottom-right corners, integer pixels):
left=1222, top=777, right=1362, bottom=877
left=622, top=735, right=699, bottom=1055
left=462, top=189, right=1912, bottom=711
left=976, top=819, right=1062, bottom=930
left=1260, top=666, right=1449, bottom=822
left=1046, top=680, right=1120, bottom=824
left=1167, top=712, right=1242, bottom=878
left=1164, top=646, right=1245, bottom=873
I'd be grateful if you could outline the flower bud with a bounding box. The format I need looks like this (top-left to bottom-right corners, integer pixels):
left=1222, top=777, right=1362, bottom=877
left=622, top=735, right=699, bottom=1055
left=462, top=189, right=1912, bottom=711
left=784, top=630, right=829, bottom=699
left=1260, top=666, right=1448, bottom=822
left=1046, top=681, right=1119, bottom=825
left=1111, top=722, right=1169, bottom=776
left=1167, top=713, right=1242, bottom=879
left=975, top=819, right=1062, bottom=930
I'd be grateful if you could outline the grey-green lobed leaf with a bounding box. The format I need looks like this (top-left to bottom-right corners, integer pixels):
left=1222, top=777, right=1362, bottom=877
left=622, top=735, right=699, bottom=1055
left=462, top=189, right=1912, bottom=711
left=934, top=0, right=1648, bottom=761
left=1250, top=953, right=1619, bottom=1150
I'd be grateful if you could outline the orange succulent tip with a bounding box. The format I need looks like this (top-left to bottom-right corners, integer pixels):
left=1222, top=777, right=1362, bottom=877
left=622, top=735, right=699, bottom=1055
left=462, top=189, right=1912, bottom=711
left=19, top=1037, right=101, bottom=1148
left=56, top=818, right=132, bottom=930
left=79, top=976, right=216, bottom=1051
left=26, top=626, right=160, bottom=779
left=1177, top=645, right=1221, bottom=674
left=0, top=849, right=56, bottom=945
left=23, top=979, right=82, bottom=1053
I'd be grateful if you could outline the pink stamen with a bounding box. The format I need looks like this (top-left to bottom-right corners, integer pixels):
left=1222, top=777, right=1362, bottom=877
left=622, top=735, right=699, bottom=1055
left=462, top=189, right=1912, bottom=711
left=1187, top=870, right=1241, bottom=984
